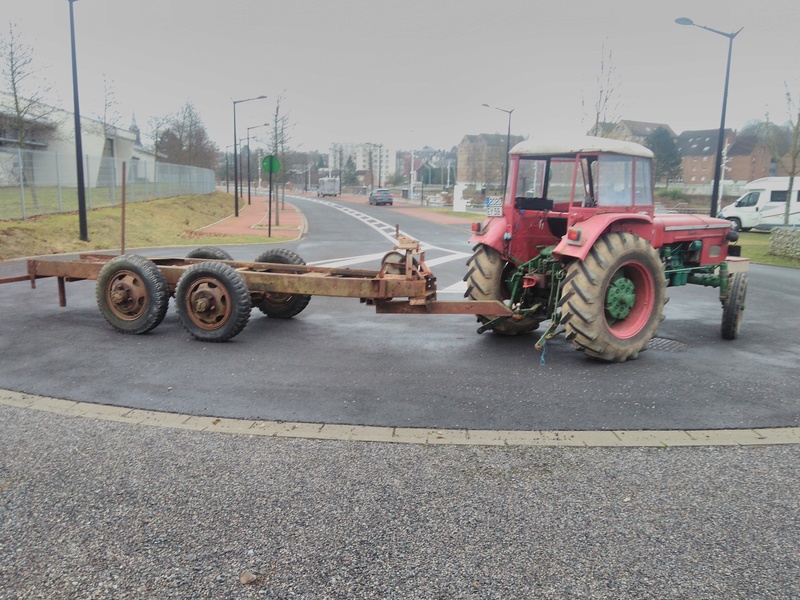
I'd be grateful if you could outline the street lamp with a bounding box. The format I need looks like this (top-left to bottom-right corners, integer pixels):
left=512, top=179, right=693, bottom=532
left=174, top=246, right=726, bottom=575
left=67, top=0, right=88, bottom=241
left=232, top=95, right=267, bottom=217
left=482, top=103, right=514, bottom=197
left=246, top=123, right=268, bottom=205
left=675, top=17, right=743, bottom=218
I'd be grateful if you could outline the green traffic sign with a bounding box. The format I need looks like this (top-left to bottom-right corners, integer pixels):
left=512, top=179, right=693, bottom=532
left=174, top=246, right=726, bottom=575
left=262, top=155, right=281, bottom=173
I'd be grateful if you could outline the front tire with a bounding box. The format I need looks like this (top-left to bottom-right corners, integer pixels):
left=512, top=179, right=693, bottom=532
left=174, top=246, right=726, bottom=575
left=96, top=255, right=169, bottom=335
left=253, top=249, right=311, bottom=319
left=721, top=272, right=747, bottom=340
left=559, top=232, right=666, bottom=362
left=175, top=261, right=251, bottom=342
left=463, top=244, right=540, bottom=335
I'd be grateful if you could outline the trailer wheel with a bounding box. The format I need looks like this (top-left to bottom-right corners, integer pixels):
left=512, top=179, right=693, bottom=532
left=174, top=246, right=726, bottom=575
left=559, top=232, right=666, bottom=362
left=186, top=246, right=233, bottom=261
left=463, top=244, right=540, bottom=335
left=175, top=261, right=251, bottom=342
left=721, top=272, right=747, bottom=340
left=96, top=255, right=169, bottom=335
left=253, top=248, right=311, bottom=319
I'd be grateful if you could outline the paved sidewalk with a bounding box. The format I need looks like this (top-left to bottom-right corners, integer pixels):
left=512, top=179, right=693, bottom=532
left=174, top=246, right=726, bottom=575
left=198, top=191, right=305, bottom=239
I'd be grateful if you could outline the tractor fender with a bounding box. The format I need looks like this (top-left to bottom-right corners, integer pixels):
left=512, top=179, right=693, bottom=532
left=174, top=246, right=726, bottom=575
left=552, top=213, right=653, bottom=261
left=468, top=217, right=509, bottom=255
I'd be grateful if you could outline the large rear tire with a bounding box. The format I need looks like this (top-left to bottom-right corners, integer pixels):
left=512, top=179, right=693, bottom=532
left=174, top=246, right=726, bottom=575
left=721, top=272, right=747, bottom=340
left=463, top=244, right=540, bottom=335
left=253, top=248, right=311, bottom=319
left=96, top=255, right=169, bottom=335
left=175, top=261, right=251, bottom=342
left=559, top=232, right=666, bottom=362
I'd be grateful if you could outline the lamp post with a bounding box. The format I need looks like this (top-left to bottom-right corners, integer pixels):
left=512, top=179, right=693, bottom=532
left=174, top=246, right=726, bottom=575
left=239, top=138, right=247, bottom=200
left=675, top=17, right=742, bottom=218
left=246, top=124, right=268, bottom=205
left=68, top=0, right=88, bottom=241
left=482, top=103, right=514, bottom=197
left=232, top=95, right=266, bottom=217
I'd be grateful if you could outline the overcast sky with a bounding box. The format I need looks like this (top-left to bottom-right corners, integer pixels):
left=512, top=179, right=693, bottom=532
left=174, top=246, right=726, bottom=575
left=4, top=0, right=800, bottom=154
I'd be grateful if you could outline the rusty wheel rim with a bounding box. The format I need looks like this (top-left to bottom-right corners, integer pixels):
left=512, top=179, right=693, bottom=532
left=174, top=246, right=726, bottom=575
left=183, top=277, right=232, bottom=331
left=105, top=270, right=149, bottom=321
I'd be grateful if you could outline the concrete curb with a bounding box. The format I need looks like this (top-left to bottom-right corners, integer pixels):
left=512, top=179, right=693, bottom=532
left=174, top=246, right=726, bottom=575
left=2, top=389, right=798, bottom=448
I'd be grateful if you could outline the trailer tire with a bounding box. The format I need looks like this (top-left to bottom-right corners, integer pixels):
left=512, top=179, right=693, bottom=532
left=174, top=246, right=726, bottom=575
left=175, top=261, right=251, bottom=342
left=463, top=244, right=540, bottom=335
left=96, top=255, right=169, bottom=335
left=559, top=232, right=666, bottom=362
left=186, top=246, right=234, bottom=261
left=253, top=248, right=311, bottom=319
left=721, top=272, right=747, bottom=340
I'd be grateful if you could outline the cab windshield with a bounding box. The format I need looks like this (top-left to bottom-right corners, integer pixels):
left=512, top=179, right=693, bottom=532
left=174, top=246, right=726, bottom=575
left=514, top=153, right=652, bottom=207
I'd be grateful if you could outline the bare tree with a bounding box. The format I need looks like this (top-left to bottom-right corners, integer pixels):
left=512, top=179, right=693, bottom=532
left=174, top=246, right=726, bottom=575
left=155, top=101, right=218, bottom=169
left=97, top=74, right=121, bottom=139
left=0, top=23, right=58, bottom=206
left=584, top=41, right=623, bottom=136
left=146, top=114, right=170, bottom=159
left=269, top=93, right=292, bottom=218
left=767, top=86, right=800, bottom=225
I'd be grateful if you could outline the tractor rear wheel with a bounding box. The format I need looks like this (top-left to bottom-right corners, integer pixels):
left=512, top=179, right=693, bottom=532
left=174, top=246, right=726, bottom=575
left=559, top=232, right=666, bottom=362
left=721, top=272, right=747, bottom=340
left=463, top=244, right=540, bottom=335
left=253, top=248, right=311, bottom=319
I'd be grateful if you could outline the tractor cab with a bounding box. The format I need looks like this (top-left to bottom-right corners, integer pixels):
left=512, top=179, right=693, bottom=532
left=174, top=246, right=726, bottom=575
left=472, top=136, right=656, bottom=263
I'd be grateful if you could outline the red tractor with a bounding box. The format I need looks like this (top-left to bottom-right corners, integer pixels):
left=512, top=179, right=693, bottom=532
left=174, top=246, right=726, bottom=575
left=464, top=136, right=748, bottom=362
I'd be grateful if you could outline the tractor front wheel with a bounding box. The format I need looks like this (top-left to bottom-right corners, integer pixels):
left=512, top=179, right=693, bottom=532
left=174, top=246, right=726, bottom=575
left=559, top=232, right=666, bottom=362
left=463, top=244, right=540, bottom=336
left=721, top=272, right=747, bottom=340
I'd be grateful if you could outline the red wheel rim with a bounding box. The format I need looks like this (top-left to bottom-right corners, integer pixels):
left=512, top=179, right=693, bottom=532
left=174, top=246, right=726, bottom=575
left=603, top=260, right=655, bottom=339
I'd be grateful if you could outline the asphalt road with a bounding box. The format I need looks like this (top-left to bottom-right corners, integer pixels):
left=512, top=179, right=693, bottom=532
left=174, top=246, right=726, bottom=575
left=1, top=195, right=798, bottom=431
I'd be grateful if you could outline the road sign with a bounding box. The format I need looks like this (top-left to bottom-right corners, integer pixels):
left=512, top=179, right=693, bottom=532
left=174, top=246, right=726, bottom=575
left=262, top=155, right=281, bottom=173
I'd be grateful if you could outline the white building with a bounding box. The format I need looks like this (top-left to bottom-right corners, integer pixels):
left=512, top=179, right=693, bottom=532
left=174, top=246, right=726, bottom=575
left=328, top=142, right=396, bottom=187
left=0, top=91, right=156, bottom=187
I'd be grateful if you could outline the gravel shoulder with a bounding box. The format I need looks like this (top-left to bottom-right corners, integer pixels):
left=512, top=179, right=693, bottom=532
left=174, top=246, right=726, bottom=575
left=2, top=404, right=798, bottom=599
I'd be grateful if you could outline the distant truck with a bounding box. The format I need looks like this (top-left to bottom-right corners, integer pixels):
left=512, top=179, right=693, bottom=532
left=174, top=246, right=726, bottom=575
left=317, top=177, right=341, bottom=197
left=718, top=177, right=800, bottom=231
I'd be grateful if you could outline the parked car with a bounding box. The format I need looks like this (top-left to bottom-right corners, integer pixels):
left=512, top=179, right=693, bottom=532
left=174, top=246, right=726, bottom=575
left=368, top=189, right=393, bottom=206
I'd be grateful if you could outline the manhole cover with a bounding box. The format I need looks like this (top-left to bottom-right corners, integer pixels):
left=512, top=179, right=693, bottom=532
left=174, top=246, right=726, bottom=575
left=648, top=337, right=688, bottom=352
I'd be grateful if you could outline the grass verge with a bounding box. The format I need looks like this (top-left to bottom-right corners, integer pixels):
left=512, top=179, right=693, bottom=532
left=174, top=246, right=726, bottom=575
left=736, top=232, right=800, bottom=268
left=0, top=191, right=289, bottom=261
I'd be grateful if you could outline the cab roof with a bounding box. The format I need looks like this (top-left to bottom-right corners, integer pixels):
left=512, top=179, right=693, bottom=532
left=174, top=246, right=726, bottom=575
left=510, top=135, right=654, bottom=159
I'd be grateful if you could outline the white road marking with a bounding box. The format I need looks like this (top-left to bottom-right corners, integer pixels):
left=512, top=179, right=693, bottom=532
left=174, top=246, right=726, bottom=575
left=297, top=196, right=472, bottom=268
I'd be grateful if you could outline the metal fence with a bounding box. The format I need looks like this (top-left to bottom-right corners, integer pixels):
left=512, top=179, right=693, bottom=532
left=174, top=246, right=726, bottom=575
left=0, top=148, right=216, bottom=221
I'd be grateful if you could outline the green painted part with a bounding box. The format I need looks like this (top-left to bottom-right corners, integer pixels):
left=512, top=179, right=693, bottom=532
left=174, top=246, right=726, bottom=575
left=605, top=271, right=636, bottom=321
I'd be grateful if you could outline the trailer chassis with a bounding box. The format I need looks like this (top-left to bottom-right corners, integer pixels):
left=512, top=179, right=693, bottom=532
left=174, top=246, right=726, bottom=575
left=0, top=237, right=511, bottom=342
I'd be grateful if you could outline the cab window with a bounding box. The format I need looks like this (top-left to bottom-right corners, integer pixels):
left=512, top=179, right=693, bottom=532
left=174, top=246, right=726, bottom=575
left=596, top=155, right=634, bottom=206
left=736, top=192, right=760, bottom=207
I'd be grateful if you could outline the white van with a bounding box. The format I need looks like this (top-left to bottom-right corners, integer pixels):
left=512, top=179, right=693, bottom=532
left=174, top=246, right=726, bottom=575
left=718, top=177, right=800, bottom=231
